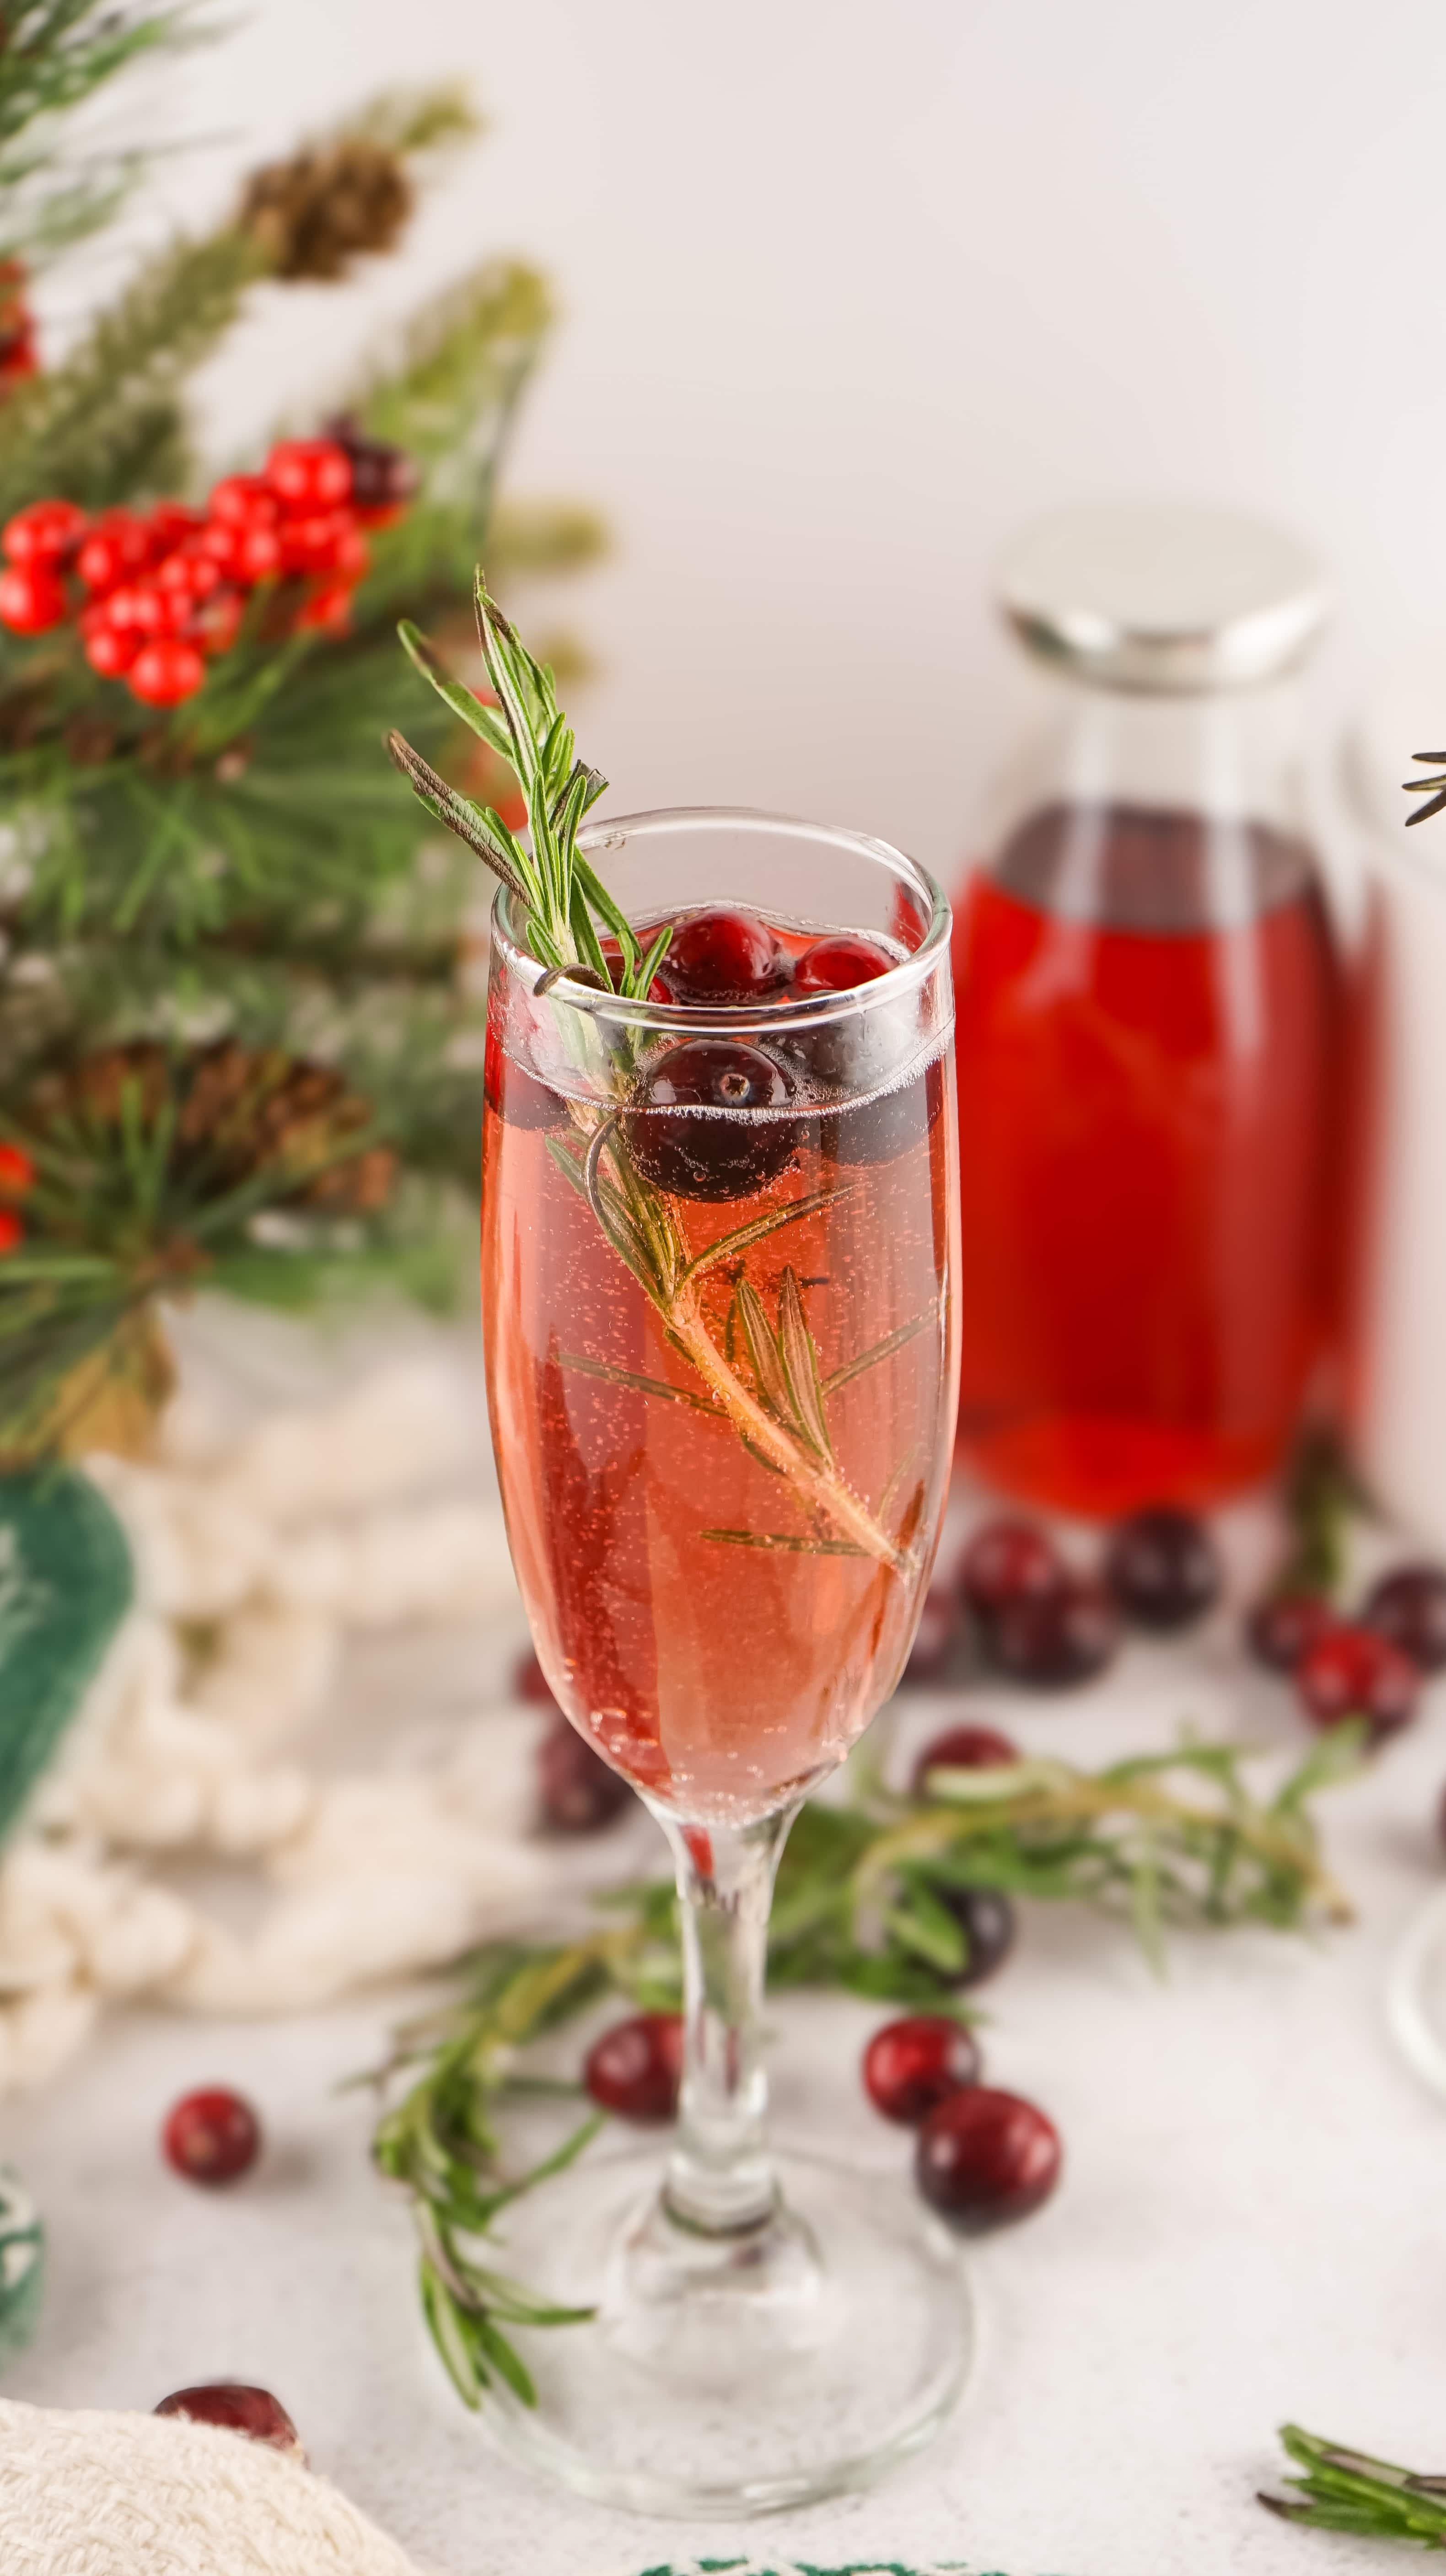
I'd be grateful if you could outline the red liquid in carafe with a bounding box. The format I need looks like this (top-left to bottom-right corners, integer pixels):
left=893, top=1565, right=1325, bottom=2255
left=951, top=801, right=1339, bottom=1517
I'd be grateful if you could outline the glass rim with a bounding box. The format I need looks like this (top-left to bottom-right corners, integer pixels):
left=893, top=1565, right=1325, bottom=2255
left=489, top=804, right=951, bottom=1035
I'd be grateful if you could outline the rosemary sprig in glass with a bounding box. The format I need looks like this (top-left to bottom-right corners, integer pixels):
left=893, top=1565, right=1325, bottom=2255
left=1262, top=2424, right=1446, bottom=2546
left=369, top=1728, right=1359, bottom=2412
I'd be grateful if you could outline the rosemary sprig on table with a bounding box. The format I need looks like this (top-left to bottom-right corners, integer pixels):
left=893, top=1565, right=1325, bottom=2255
left=1261, top=2424, right=1446, bottom=2546
left=370, top=1730, right=1359, bottom=2413
left=1404, top=750, right=1446, bottom=830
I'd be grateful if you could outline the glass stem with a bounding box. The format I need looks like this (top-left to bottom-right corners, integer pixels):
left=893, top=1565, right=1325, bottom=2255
left=658, top=1807, right=796, bottom=2237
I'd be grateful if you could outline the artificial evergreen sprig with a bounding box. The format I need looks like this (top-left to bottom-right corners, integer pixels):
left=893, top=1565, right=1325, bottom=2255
left=372, top=1730, right=1357, bottom=2412
left=1261, top=2424, right=1446, bottom=2546
left=392, top=573, right=668, bottom=999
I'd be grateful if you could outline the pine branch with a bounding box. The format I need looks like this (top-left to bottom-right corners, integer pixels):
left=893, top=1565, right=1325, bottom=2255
left=0, top=2, right=190, bottom=266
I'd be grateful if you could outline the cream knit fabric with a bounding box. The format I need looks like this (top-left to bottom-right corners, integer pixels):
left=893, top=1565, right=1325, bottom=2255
left=0, top=2396, right=427, bottom=2574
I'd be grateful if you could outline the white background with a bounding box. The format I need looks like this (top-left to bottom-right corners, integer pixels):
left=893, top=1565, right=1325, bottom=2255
left=48, top=0, right=1446, bottom=879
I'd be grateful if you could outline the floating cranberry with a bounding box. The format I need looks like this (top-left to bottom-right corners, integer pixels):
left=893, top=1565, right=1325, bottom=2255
left=792, top=934, right=893, bottom=995
left=155, top=2384, right=302, bottom=2458
left=900, top=1586, right=963, bottom=1685
left=162, top=2087, right=261, bottom=2185
left=863, top=2015, right=980, bottom=2124
left=910, top=1723, right=1020, bottom=1795
left=1362, top=1565, right=1446, bottom=1673
left=916, top=2085, right=1061, bottom=2230
left=584, top=2013, right=684, bottom=2122
left=943, top=1886, right=1016, bottom=1986
left=625, top=1038, right=797, bottom=1200
left=1246, top=1590, right=1334, bottom=1673
left=653, top=907, right=787, bottom=1005
left=538, top=1717, right=633, bottom=1832
left=988, top=1576, right=1118, bottom=1688
left=1106, top=1506, right=1221, bottom=1631
left=0, top=562, right=65, bottom=632
left=958, top=1518, right=1066, bottom=1623
left=1295, top=1622, right=1420, bottom=1743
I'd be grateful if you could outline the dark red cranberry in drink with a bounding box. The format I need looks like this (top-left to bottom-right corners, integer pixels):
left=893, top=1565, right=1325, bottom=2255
left=941, top=1885, right=1016, bottom=1986
left=156, top=2384, right=302, bottom=2458
left=916, top=2085, right=1061, bottom=2230
left=1246, top=1591, right=1335, bottom=1673
left=654, top=907, right=786, bottom=1004
left=958, top=1518, right=1066, bottom=1623
left=162, top=2087, right=261, bottom=2185
left=1106, top=1506, right=1220, bottom=1632
left=863, top=2014, right=980, bottom=2124
left=584, top=2013, right=684, bottom=2122
left=514, top=1648, right=556, bottom=1706
left=823, top=1054, right=945, bottom=1170
left=792, top=933, right=892, bottom=995
left=538, top=1717, right=633, bottom=1832
left=1295, top=1622, right=1420, bottom=1743
left=625, top=1038, right=797, bottom=1200
left=901, top=1585, right=962, bottom=1684
left=910, top=1723, right=1020, bottom=1795
left=484, top=1021, right=563, bottom=1130
left=988, top=1576, right=1118, bottom=1688
left=1362, top=1564, right=1446, bottom=1673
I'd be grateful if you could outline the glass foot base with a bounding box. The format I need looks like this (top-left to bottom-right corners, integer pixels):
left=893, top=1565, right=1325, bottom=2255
left=469, top=2143, right=973, bottom=2517
left=1388, top=1886, right=1446, bottom=2099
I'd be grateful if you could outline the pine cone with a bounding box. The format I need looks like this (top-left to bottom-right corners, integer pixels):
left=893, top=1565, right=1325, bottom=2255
left=237, top=139, right=414, bottom=281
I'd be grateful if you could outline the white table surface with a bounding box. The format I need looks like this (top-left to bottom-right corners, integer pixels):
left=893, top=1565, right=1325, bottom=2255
left=3, top=1522, right=1445, bottom=2576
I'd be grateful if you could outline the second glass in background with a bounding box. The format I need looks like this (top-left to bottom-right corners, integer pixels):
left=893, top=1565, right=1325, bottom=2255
left=951, top=503, right=1341, bottom=1519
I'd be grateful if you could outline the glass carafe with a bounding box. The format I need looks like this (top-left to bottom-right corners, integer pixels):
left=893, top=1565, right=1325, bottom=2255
left=952, top=504, right=1341, bottom=1517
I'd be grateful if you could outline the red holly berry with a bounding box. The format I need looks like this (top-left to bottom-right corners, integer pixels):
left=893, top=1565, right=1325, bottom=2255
left=3, top=498, right=86, bottom=567
left=910, top=1723, right=1020, bottom=1795
left=0, top=1144, right=34, bottom=1195
left=0, top=561, right=66, bottom=632
left=76, top=510, right=152, bottom=594
left=155, top=2384, right=302, bottom=2458
left=791, top=934, right=893, bottom=995
left=0, top=1209, right=23, bottom=1255
left=266, top=438, right=353, bottom=510
left=156, top=547, right=223, bottom=602
left=863, top=2015, right=980, bottom=2124
left=145, top=503, right=203, bottom=554
left=162, top=2086, right=261, bottom=2184
left=1295, top=1621, right=1420, bottom=1743
left=208, top=474, right=281, bottom=531
left=129, top=637, right=206, bottom=707
left=278, top=507, right=355, bottom=577
left=292, top=577, right=355, bottom=635
left=190, top=588, right=244, bottom=657
left=916, top=2085, right=1061, bottom=2229
left=584, top=2014, right=684, bottom=2122
left=103, top=581, right=173, bottom=637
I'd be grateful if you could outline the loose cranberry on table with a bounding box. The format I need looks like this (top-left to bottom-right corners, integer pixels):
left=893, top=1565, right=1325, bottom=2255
left=653, top=908, right=787, bottom=1005
left=957, top=1519, right=1066, bottom=1623
left=915, top=2085, right=1061, bottom=2230
left=1106, top=1505, right=1221, bottom=1632
left=1295, top=1622, right=1420, bottom=1743
left=155, top=2384, right=302, bottom=2459
left=988, top=1576, right=1119, bottom=1689
left=863, top=2015, right=980, bottom=2125
left=584, top=2013, right=684, bottom=2123
left=939, top=1884, right=1016, bottom=1986
left=538, top=1717, right=634, bottom=1833
left=162, top=2087, right=261, bottom=2185
left=1246, top=1590, right=1335, bottom=1673
left=1362, top=1565, right=1446, bottom=1673
left=625, top=1038, right=797, bottom=1201
left=900, top=1586, right=964, bottom=1685
left=790, top=933, right=893, bottom=994
left=514, top=1647, right=557, bottom=1707
left=909, top=1723, right=1020, bottom=1795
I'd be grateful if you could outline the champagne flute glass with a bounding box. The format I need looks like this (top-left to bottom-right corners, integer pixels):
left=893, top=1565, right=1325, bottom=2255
left=478, top=809, right=968, bottom=2515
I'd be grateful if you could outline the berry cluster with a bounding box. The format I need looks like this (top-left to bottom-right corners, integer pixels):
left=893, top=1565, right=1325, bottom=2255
left=0, top=1141, right=35, bottom=1256
left=1247, top=1559, right=1446, bottom=1744
left=0, top=430, right=409, bottom=708
left=904, top=1502, right=1224, bottom=1692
